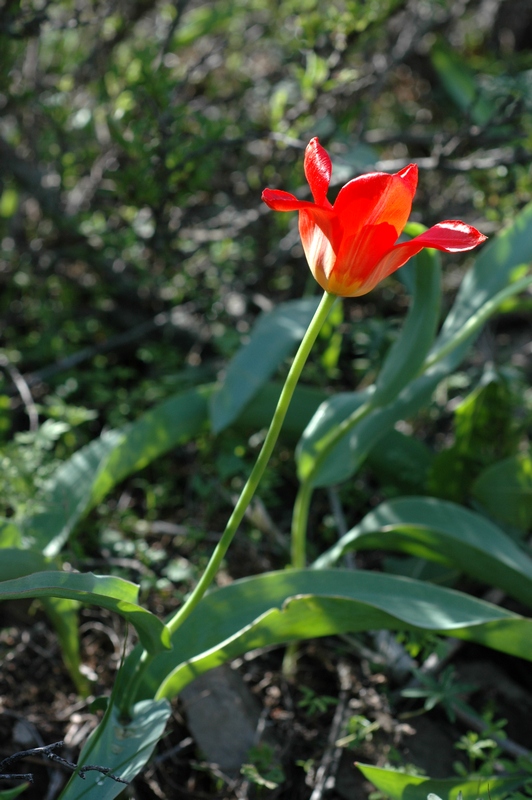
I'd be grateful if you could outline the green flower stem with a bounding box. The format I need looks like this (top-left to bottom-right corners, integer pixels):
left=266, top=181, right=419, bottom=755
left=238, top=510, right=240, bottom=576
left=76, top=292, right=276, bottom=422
left=165, top=290, right=337, bottom=637
left=290, top=398, right=374, bottom=571
left=291, top=480, right=313, bottom=569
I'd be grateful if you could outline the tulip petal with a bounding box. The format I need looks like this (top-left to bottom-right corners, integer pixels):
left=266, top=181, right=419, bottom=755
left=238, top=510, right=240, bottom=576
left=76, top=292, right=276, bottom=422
left=352, top=220, right=488, bottom=297
left=406, top=220, right=488, bottom=252
left=261, top=189, right=316, bottom=212
left=299, top=210, right=337, bottom=288
left=304, top=138, right=333, bottom=207
left=333, top=165, right=418, bottom=241
left=331, top=222, right=399, bottom=295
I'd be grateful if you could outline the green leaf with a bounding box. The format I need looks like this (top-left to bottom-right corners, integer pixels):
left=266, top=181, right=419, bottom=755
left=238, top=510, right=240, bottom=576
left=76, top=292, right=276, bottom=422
left=129, top=569, right=532, bottom=701
left=430, top=40, right=495, bottom=126
left=0, top=550, right=90, bottom=693
left=42, top=597, right=91, bottom=696
left=0, top=519, right=23, bottom=547
left=0, top=548, right=50, bottom=581
left=373, top=247, right=441, bottom=406
left=0, top=571, right=171, bottom=655
left=296, top=390, right=373, bottom=484
left=356, top=763, right=527, bottom=800
left=210, top=297, right=321, bottom=434
left=472, top=453, right=532, bottom=532
left=0, top=786, right=30, bottom=799
left=21, top=386, right=210, bottom=556
left=235, top=381, right=326, bottom=442
left=312, top=497, right=532, bottom=608
left=429, top=204, right=532, bottom=372
left=366, top=429, right=432, bottom=493
left=57, top=699, right=171, bottom=800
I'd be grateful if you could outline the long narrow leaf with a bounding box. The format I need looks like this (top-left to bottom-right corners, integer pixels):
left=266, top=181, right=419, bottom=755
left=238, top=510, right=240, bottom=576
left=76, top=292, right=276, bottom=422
left=0, top=571, right=171, bottom=655
left=373, top=246, right=441, bottom=405
left=57, top=699, right=171, bottom=800
left=297, top=203, right=532, bottom=488
left=126, top=569, right=532, bottom=701
left=312, top=496, right=532, bottom=608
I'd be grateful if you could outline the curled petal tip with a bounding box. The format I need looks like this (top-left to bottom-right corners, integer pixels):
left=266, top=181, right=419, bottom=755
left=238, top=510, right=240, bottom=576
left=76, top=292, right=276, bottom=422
left=304, top=137, right=332, bottom=206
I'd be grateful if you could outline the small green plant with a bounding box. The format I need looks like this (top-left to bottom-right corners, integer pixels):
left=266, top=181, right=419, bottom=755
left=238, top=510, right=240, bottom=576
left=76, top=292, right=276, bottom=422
left=336, top=714, right=380, bottom=748
left=400, top=667, right=477, bottom=722
left=241, top=744, right=285, bottom=790
left=454, top=731, right=501, bottom=777
left=297, top=685, right=338, bottom=716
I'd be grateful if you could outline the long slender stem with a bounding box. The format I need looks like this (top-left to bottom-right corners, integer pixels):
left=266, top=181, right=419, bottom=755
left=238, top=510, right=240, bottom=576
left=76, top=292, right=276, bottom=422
left=289, top=397, right=374, bottom=574
left=291, top=481, right=313, bottom=569
left=165, top=291, right=337, bottom=637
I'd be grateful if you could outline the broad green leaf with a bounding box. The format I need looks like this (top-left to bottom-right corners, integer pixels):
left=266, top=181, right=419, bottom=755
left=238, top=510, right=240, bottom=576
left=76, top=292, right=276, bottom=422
left=235, top=381, right=326, bottom=442
left=472, top=453, right=532, bottom=532
left=21, top=386, right=210, bottom=556
left=366, top=429, right=432, bottom=493
left=57, top=699, right=171, bottom=800
left=312, top=497, right=532, bottom=608
left=356, top=763, right=526, bottom=800
left=0, top=550, right=90, bottom=693
left=20, top=431, right=123, bottom=557
left=373, top=247, right=441, bottom=406
left=0, top=785, right=30, bottom=799
left=89, top=385, right=210, bottom=506
left=296, top=390, right=373, bottom=484
left=0, top=571, right=171, bottom=655
left=127, top=569, right=532, bottom=702
left=431, top=40, right=495, bottom=126
left=0, top=548, right=50, bottom=581
left=210, top=297, right=321, bottom=434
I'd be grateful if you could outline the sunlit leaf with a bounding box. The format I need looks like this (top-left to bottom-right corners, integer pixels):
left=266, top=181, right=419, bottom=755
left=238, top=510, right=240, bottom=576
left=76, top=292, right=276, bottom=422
left=57, top=700, right=171, bottom=800
left=312, top=496, right=532, bottom=608
left=356, top=762, right=526, bottom=800
left=0, top=570, right=170, bottom=655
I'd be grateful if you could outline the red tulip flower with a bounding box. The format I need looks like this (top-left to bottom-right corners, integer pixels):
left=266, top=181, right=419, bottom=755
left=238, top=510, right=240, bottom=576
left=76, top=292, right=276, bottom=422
left=262, top=138, right=487, bottom=297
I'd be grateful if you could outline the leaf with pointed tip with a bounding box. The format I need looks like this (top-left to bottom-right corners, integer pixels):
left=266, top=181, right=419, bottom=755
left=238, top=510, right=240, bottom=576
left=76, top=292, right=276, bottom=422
left=297, top=203, right=532, bottom=488
left=123, top=569, right=532, bottom=703
left=57, top=699, right=171, bottom=800
left=312, top=496, right=532, bottom=608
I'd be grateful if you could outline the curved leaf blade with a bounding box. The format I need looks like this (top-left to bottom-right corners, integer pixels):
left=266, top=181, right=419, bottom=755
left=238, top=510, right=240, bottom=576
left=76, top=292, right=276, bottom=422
left=0, top=571, right=171, bottom=654
left=297, top=203, right=532, bottom=488
left=312, top=496, right=532, bottom=607
left=472, top=453, right=532, bottom=532
left=130, top=569, right=532, bottom=701
left=57, top=699, right=171, bottom=800
left=356, top=762, right=526, bottom=800
left=373, top=246, right=441, bottom=406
